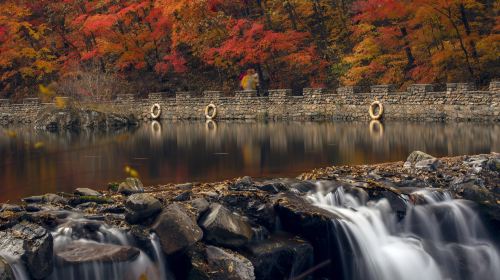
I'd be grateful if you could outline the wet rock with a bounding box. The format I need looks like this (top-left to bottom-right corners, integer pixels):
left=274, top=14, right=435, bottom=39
left=188, top=244, right=255, bottom=280
left=99, top=204, right=126, bottom=214
left=406, top=151, right=436, bottom=165
left=43, top=193, right=67, bottom=204
left=414, top=158, right=442, bottom=171
left=74, top=188, right=101, bottom=197
left=243, top=236, right=314, bottom=280
left=0, top=222, right=53, bottom=279
left=118, top=178, right=144, bottom=195
left=487, top=158, right=500, bottom=171
left=0, top=257, right=14, bottom=280
left=222, top=195, right=276, bottom=230
left=199, top=203, right=253, bottom=248
left=176, top=183, right=194, bottom=191
left=279, top=179, right=317, bottom=194
left=152, top=204, right=203, bottom=255
left=125, top=193, right=162, bottom=224
left=0, top=204, right=22, bottom=213
left=22, top=196, right=44, bottom=204
left=229, top=176, right=258, bottom=192
left=206, top=246, right=255, bottom=280
left=68, top=196, right=113, bottom=206
left=56, top=242, right=140, bottom=264
left=174, top=191, right=192, bottom=202
left=254, top=180, right=289, bottom=194
left=273, top=193, right=341, bottom=278
left=187, top=198, right=210, bottom=218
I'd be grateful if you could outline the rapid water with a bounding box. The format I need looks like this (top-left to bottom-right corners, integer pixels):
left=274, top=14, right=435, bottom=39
left=3, top=212, right=170, bottom=280
left=308, top=184, right=500, bottom=280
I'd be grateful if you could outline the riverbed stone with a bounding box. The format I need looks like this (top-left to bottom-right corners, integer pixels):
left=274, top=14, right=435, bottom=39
left=0, top=222, right=53, bottom=279
left=174, top=191, right=192, bottom=202
left=414, top=158, right=442, bottom=171
left=22, top=196, right=44, bottom=204
left=55, top=242, right=140, bottom=264
left=0, top=204, right=22, bottom=213
left=43, top=193, right=67, bottom=204
left=229, top=176, right=258, bottom=192
left=125, top=193, right=162, bottom=224
left=188, top=244, right=255, bottom=280
left=243, top=236, right=314, bottom=280
left=199, top=203, right=253, bottom=248
left=74, top=188, right=101, bottom=197
left=187, top=198, right=210, bottom=218
left=0, top=257, right=14, bottom=280
left=152, top=203, right=203, bottom=255
left=118, top=178, right=144, bottom=195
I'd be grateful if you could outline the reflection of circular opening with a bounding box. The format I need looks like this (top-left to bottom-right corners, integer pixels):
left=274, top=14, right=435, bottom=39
left=205, top=120, right=217, bottom=132
left=369, top=120, right=384, bottom=139
left=151, top=121, right=162, bottom=138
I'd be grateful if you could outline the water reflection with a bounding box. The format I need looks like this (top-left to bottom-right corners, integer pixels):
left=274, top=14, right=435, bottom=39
left=0, top=121, right=498, bottom=201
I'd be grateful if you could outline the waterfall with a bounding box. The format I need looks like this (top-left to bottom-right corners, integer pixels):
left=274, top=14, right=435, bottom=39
left=308, top=184, right=500, bottom=280
left=1, top=212, right=170, bottom=280
left=48, top=214, right=170, bottom=280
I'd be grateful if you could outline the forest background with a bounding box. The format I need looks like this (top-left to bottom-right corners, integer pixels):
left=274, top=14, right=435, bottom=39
left=0, top=0, right=498, bottom=101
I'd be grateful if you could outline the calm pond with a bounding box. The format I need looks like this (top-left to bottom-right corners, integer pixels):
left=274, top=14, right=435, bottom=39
left=1, top=121, right=498, bottom=202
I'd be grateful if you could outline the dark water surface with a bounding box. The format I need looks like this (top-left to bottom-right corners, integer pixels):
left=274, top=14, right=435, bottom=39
left=0, top=121, right=498, bottom=202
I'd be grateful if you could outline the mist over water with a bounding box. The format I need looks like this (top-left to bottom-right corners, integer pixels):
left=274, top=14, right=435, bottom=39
left=0, top=121, right=498, bottom=201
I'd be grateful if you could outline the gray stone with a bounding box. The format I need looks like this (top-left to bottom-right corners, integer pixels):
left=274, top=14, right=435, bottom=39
left=406, top=151, right=435, bottom=166
left=229, top=176, right=257, bottom=192
left=205, top=246, right=255, bottom=280
left=244, top=236, right=314, bottom=280
left=43, top=193, right=67, bottom=204
left=199, top=203, right=253, bottom=248
left=152, top=204, right=203, bottom=255
left=188, top=198, right=210, bottom=218
left=125, top=193, right=162, bottom=224
left=118, top=178, right=144, bottom=195
left=0, top=222, right=53, bottom=279
left=56, top=242, right=140, bottom=264
left=74, top=188, right=101, bottom=197
left=414, top=158, right=442, bottom=171
left=173, top=191, right=192, bottom=201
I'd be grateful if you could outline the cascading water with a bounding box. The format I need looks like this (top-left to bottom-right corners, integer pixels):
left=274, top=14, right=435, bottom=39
left=3, top=212, right=170, bottom=280
left=308, top=183, right=500, bottom=280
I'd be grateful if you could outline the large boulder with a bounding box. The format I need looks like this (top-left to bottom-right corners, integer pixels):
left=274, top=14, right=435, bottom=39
left=199, top=204, right=253, bottom=248
left=125, top=193, right=162, bottom=224
left=188, top=245, right=255, bottom=280
left=243, top=236, right=314, bottom=280
left=152, top=204, right=203, bottom=255
left=273, top=193, right=342, bottom=279
left=118, top=178, right=144, bottom=195
left=55, top=242, right=140, bottom=264
left=0, top=222, right=53, bottom=279
left=404, top=151, right=436, bottom=169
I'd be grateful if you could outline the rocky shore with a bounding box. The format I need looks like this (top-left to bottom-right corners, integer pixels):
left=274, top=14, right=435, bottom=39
left=0, top=151, right=499, bottom=280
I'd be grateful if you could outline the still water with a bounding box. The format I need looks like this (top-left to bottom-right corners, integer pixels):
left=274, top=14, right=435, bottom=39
left=0, top=121, right=498, bottom=202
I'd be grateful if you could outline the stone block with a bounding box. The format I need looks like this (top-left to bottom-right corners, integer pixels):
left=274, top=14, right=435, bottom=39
left=235, top=90, right=258, bottom=98
left=0, top=99, right=9, bottom=107
left=303, top=88, right=325, bottom=96
left=337, top=86, right=363, bottom=95
left=447, top=83, right=476, bottom=93
left=116, top=94, right=135, bottom=102
left=408, top=84, right=434, bottom=95
left=370, top=85, right=395, bottom=94
left=203, top=91, right=222, bottom=103
left=23, top=98, right=41, bottom=105
left=489, top=81, right=500, bottom=92
left=149, top=92, right=167, bottom=101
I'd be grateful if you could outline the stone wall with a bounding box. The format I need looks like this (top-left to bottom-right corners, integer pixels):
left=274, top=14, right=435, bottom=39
left=1, top=82, right=499, bottom=124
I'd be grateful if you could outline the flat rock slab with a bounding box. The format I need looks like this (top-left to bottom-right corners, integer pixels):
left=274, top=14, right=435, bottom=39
left=56, top=242, right=140, bottom=264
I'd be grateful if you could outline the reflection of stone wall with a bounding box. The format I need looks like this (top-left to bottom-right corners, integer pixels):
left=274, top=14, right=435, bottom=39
left=1, top=82, right=499, bottom=123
